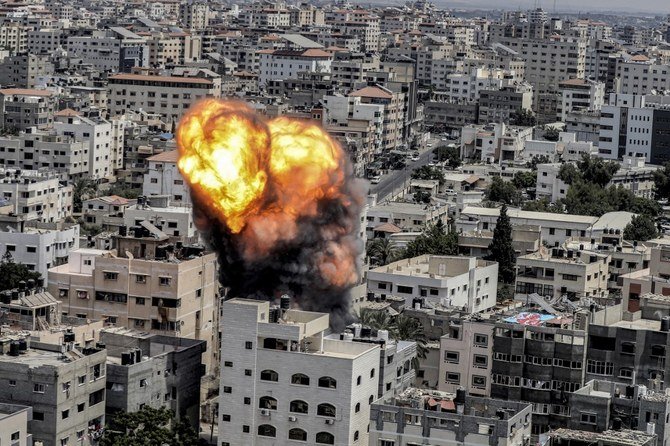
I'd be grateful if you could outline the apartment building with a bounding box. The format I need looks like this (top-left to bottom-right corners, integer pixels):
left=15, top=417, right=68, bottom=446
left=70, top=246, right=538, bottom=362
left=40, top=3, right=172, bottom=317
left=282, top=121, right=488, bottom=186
left=142, top=150, right=190, bottom=205
left=458, top=225, right=542, bottom=259
left=66, top=27, right=148, bottom=72
left=478, top=82, right=534, bottom=124
left=219, top=298, right=380, bottom=446
left=53, top=109, right=125, bottom=181
left=258, top=48, right=333, bottom=86
left=82, top=195, right=134, bottom=230
left=515, top=247, right=610, bottom=301
left=558, top=78, right=605, bottom=122
left=47, top=231, right=218, bottom=373
left=367, top=255, right=499, bottom=312
left=0, top=340, right=106, bottom=446
left=349, top=85, right=405, bottom=153
left=460, top=122, right=534, bottom=163
left=616, top=57, right=670, bottom=96
left=179, top=3, right=209, bottom=30
left=0, top=131, right=88, bottom=180
left=27, top=28, right=64, bottom=55
left=0, top=223, right=79, bottom=280
left=330, top=53, right=380, bottom=93
left=0, top=53, right=53, bottom=89
left=440, top=318, right=494, bottom=396
left=457, top=206, right=600, bottom=247
left=101, top=328, right=205, bottom=427
left=365, top=201, right=449, bottom=237
left=440, top=67, right=508, bottom=103
left=370, top=388, right=533, bottom=446
left=0, top=167, right=73, bottom=222
left=123, top=197, right=196, bottom=240
left=621, top=245, right=670, bottom=312
left=0, top=88, right=56, bottom=131
left=0, top=403, right=31, bottom=446
left=107, top=73, right=222, bottom=123
left=491, top=318, right=587, bottom=438
left=0, top=22, right=27, bottom=54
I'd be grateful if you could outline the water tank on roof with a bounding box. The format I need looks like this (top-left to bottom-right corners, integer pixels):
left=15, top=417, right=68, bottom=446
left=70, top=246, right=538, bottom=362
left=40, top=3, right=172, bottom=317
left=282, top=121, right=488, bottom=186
left=121, top=351, right=133, bottom=365
left=661, top=317, right=670, bottom=332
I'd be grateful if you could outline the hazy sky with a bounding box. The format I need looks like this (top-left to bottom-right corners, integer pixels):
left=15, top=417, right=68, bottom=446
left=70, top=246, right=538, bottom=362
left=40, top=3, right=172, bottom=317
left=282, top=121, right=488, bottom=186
left=442, top=0, right=670, bottom=14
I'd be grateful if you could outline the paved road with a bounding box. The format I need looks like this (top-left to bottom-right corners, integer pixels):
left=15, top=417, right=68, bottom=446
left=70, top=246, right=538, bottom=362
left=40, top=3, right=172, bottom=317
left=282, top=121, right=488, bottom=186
left=369, top=148, right=434, bottom=202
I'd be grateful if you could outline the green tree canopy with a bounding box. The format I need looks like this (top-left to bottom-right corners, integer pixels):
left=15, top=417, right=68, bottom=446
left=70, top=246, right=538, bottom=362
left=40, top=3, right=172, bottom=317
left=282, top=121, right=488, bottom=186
left=512, top=171, right=537, bottom=189
left=487, top=204, right=516, bottom=284
left=0, top=253, right=41, bottom=291
left=543, top=127, right=560, bottom=141
left=526, top=155, right=551, bottom=170
left=355, top=309, right=428, bottom=365
left=578, top=155, right=620, bottom=187
left=411, top=165, right=445, bottom=185
left=414, top=190, right=432, bottom=204
left=398, top=220, right=458, bottom=259
left=624, top=214, right=659, bottom=242
left=522, top=197, right=564, bottom=213
left=433, top=145, right=462, bottom=169
left=486, top=176, right=523, bottom=206
left=510, top=108, right=537, bottom=126
left=100, top=407, right=202, bottom=446
left=73, top=177, right=98, bottom=213
left=653, top=162, right=670, bottom=201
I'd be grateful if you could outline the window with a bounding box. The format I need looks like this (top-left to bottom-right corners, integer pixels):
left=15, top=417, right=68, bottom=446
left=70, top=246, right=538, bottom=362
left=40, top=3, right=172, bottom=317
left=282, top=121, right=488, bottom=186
left=224, top=361, right=233, bottom=367
left=396, top=285, right=413, bottom=294
left=587, top=360, right=614, bottom=376
left=135, top=275, right=147, bottom=284
left=222, top=414, right=231, bottom=422
left=34, top=383, right=45, bottom=393
left=244, top=369, right=252, bottom=376
left=355, top=402, right=361, bottom=413
left=444, top=351, right=459, bottom=363
left=159, top=277, right=172, bottom=286
left=472, top=375, right=486, bottom=388
left=289, top=428, right=307, bottom=441
left=258, top=425, right=276, bottom=437
left=549, top=228, right=555, bottom=235
left=259, top=396, right=277, bottom=410
left=11, top=432, right=20, bottom=441
left=446, top=372, right=460, bottom=384
left=9, top=379, right=15, bottom=386
left=473, top=355, right=488, bottom=368
left=316, top=432, right=335, bottom=444
left=581, top=413, right=597, bottom=424
left=260, top=370, right=278, bottom=382
left=370, top=395, right=374, bottom=404
left=357, top=375, right=362, bottom=385
left=290, top=400, right=309, bottom=414
left=244, top=397, right=250, bottom=404
left=370, top=368, right=375, bottom=378
left=621, top=342, right=636, bottom=354
left=292, top=373, right=310, bottom=385
left=62, top=409, right=69, bottom=419
left=27, top=246, right=36, bottom=253
left=77, top=403, right=85, bottom=412
left=223, top=386, right=231, bottom=393
left=619, top=368, right=634, bottom=379
left=103, top=271, right=118, bottom=280
left=33, top=411, right=44, bottom=421
left=135, top=297, right=145, bottom=305
left=140, top=379, right=147, bottom=387
left=78, top=375, right=86, bottom=385
left=6, top=245, right=14, bottom=252
left=242, top=425, right=249, bottom=433
left=474, top=334, right=488, bottom=346
left=317, top=403, right=336, bottom=417
left=318, top=376, right=337, bottom=389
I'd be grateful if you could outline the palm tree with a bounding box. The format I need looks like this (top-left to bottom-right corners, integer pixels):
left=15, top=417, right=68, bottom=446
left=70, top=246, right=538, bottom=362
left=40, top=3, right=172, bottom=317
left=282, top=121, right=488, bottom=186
left=366, top=238, right=398, bottom=266
left=394, top=314, right=429, bottom=369
left=355, top=308, right=394, bottom=331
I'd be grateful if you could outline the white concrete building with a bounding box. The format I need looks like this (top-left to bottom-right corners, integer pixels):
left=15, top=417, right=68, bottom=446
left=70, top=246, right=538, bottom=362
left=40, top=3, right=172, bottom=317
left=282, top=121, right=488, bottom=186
left=598, top=94, right=653, bottom=160
left=461, top=122, right=534, bottom=164
left=0, top=167, right=72, bottom=222
left=367, top=255, right=499, bottom=312
left=441, top=67, right=508, bottom=103
left=124, top=201, right=196, bottom=240
left=142, top=150, right=190, bottom=206
left=558, top=78, right=605, bottom=122
left=616, top=57, right=670, bottom=96
left=53, top=110, right=125, bottom=181
left=366, top=201, right=449, bottom=239
left=0, top=223, right=79, bottom=280
left=258, top=48, right=333, bottom=87
left=0, top=403, right=31, bottom=446
left=219, top=298, right=379, bottom=446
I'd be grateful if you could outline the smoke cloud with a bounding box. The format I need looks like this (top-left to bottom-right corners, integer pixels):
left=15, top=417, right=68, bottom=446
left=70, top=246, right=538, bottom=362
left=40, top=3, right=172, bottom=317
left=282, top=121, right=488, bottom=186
left=177, top=100, right=366, bottom=330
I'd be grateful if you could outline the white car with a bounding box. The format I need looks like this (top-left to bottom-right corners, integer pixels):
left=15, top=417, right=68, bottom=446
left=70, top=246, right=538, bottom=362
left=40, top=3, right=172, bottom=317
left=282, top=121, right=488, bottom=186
left=370, top=176, right=381, bottom=184
left=411, top=155, right=420, bottom=161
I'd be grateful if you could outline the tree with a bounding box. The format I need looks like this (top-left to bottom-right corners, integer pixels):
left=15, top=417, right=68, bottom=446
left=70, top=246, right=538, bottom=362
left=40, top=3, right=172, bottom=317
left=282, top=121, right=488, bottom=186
left=366, top=238, right=399, bottom=266
left=356, top=308, right=394, bottom=331
left=557, top=163, right=581, bottom=185
left=486, top=176, right=522, bottom=206
left=526, top=155, right=551, bottom=170
left=105, top=183, right=141, bottom=199
left=578, top=155, right=620, bottom=187
left=100, top=407, right=202, bottom=446
left=433, top=145, right=462, bottom=169
left=394, top=314, right=428, bottom=369
left=510, top=108, right=537, bottom=126
left=399, top=220, right=459, bottom=259
left=624, top=214, right=658, bottom=242
left=487, top=204, right=516, bottom=284
left=411, top=165, right=445, bottom=185
left=73, top=177, right=98, bottom=213
left=654, top=162, right=670, bottom=201
left=413, top=190, right=432, bottom=204
left=522, top=197, right=564, bottom=213
left=0, top=253, right=41, bottom=291
left=543, top=127, right=560, bottom=141
left=512, top=171, right=537, bottom=189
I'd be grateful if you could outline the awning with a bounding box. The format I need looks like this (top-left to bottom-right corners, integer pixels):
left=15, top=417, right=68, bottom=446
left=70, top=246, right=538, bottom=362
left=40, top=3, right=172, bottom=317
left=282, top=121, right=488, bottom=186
left=440, top=400, right=455, bottom=411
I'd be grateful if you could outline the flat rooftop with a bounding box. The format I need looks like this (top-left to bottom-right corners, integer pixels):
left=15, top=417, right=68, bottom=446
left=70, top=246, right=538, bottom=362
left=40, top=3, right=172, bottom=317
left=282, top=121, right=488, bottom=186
left=551, top=428, right=656, bottom=446
left=609, top=319, right=661, bottom=331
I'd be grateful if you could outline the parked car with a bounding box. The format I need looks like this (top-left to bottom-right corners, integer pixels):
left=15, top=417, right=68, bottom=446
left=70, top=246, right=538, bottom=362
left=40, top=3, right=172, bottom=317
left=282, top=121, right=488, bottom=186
left=370, top=175, right=381, bottom=184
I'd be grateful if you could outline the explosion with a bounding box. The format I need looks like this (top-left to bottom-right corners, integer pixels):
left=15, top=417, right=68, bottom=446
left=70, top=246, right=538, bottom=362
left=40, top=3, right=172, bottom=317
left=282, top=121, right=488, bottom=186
left=177, top=99, right=365, bottom=328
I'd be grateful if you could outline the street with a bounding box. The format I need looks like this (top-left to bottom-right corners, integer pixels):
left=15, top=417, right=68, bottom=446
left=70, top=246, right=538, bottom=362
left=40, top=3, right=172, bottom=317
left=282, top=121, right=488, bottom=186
left=369, top=146, right=435, bottom=202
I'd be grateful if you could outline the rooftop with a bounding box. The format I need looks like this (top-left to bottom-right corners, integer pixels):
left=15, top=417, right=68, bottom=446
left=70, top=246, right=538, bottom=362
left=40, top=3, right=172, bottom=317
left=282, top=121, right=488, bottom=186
left=109, top=74, right=214, bottom=85
left=550, top=428, right=656, bottom=446
left=461, top=206, right=599, bottom=225
left=0, top=88, right=53, bottom=97
left=147, top=150, right=179, bottom=163
left=350, top=85, right=394, bottom=99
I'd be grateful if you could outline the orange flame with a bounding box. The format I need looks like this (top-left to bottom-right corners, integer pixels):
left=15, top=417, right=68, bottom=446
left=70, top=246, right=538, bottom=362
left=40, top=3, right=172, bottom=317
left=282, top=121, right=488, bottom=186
left=177, top=99, right=360, bottom=288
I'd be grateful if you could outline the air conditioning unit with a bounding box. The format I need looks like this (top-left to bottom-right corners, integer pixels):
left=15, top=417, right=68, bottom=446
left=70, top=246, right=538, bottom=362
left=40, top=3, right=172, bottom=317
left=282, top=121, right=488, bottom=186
left=288, top=416, right=297, bottom=422
left=325, top=419, right=335, bottom=425
left=260, top=409, right=270, bottom=416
